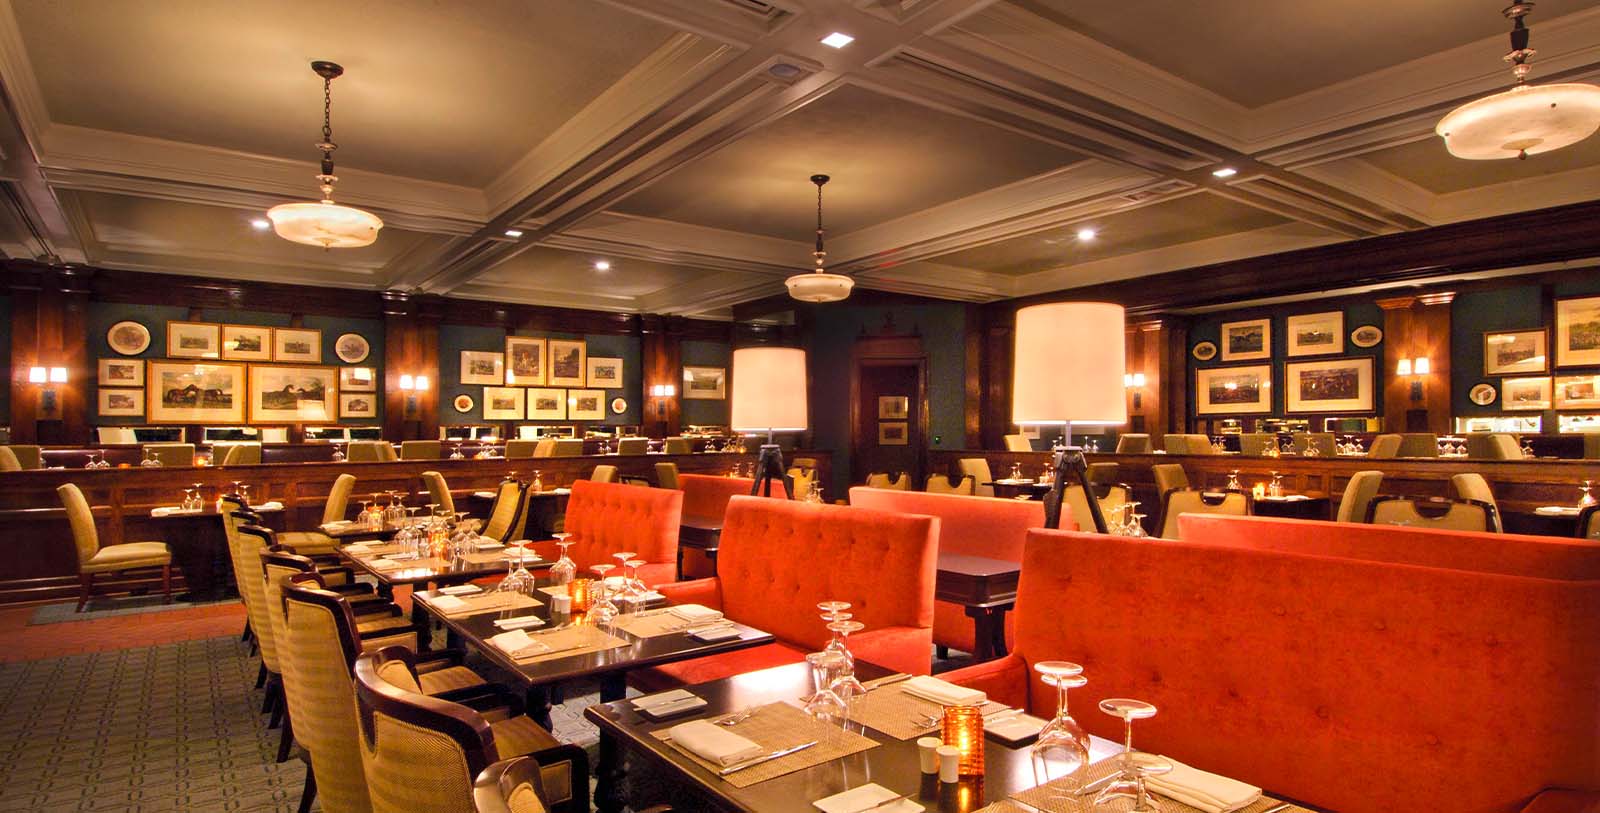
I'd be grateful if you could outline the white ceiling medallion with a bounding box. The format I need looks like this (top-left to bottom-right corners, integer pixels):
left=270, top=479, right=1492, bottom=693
left=267, top=61, right=384, bottom=248
left=785, top=174, right=854, bottom=303
left=1437, top=2, right=1600, bottom=160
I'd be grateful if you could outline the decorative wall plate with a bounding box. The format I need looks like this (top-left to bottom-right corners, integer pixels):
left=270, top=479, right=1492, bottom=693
left=610, top=397, right=627, bottom=414
left=1191, top=341, right=1217, bottom=361
left=335, top=332, right=370, bottom=363
left=107, top=321, right=151, bottom=355
left=1468, top=382, right=1498, bottom=406
left=1350, top=325, right=1383, bottom=348
left=453, top=394, right=475, bottom=413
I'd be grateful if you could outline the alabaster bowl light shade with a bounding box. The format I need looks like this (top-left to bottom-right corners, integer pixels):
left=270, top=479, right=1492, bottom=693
left=267, top=201, right=383, bottom=248
left=786, top=271, right=854, bottom=303
left=1436, top=83, right=1600, bottom=160
left=731, top=346, right=809, bottom=432
left=1012, top=302, right=1128, bottom=425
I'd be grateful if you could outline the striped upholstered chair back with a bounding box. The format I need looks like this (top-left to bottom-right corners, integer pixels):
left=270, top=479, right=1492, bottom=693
left=420, top=471, right=456, bottom=516
left=282, top=577, right=376, bottom=813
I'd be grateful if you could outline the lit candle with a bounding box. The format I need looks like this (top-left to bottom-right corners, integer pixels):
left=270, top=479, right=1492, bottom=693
left=940, top=705, right=984, bottom=776
left=1252, top=482, right=1266, bottom=500
left=568, top=578, right=593, bottom=613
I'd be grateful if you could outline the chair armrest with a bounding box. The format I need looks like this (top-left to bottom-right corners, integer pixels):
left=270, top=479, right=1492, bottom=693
left=849, top=626, right=933, bottom=677
left=938, top=654, right=1030, bottom=710
left=1520, top=789, right=1600, bottom=813
left=412, top=648, right=467, bottom=672
left=317, top=564, right=357, bottom=583
left=351, top=602, right=402, bottom=618
left=656, top=577, right=722, bottom=610
left=527, top=743, right=591, bottom=813
left=438, top=683, right=525, bottom=717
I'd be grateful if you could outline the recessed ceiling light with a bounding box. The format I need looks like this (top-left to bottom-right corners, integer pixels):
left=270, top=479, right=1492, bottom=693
left=820, top=32, right=855, bottom=49
left=594, top=260, right=611, bottom=271
left=504, top=229, right=524, bottom=238
left=1076, top=228, right=1097, bottom=241
left=250, top=218, right=270, bottom=230
left=1212, top=167, right=1238, bottom=178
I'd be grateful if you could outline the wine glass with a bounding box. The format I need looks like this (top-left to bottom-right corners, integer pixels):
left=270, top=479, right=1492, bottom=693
left=589, top=564, right=619, bottom=627
left=1010, top=463, right=1023, bottom=481
left=1226, top=470, right=1242, bottom=491
left=1580, top=480, right=1596, bottom=508
left=550, top=533, right=576, bottom=586
left=497, top=541, right=536, bottom=596
left=621, top=558, right=649, bottom=613
left=331, top=441, right=346, bottom=462
left=1268, top=471, right=1283, bottom=498
left=824, top=619, right=867, bottom=707
left=182, top=488, right=197, bottom=511
left=531, top=469, right=543, bottom=493
left=238, top=484, right=251, bottom=505
left=1031, top=662, right=1090, bottom=791
left=803, top=651, right=849, bottom=725
left=611, top=551, right=637, bottom=600
left=1091, top=699, right=1171, bottom=811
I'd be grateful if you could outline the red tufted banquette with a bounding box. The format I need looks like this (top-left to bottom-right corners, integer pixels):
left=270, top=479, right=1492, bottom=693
left=525, top=479, right=682, bottom=586
left=942, top=518, right=1600, bottom=813
left=631, top=496, right=939, bottom=690
left=848, top=486, right=1045, bottom=657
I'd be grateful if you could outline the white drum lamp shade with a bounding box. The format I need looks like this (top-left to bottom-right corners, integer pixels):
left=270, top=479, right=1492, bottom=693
left=731, top=346, right=809, bottom=432
left=1012, top=302, right=1128, bottom=426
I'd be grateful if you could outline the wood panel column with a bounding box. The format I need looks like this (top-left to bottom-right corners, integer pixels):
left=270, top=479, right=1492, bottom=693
left=1378, top=292, right=1454, bottom=434
left=8, top=266, right=91, bottom=445
left=640, top=315, right=681, bottom=438
left=381, top=290, right=441, bottom=441
left=1126, top=318, right=1184, bottom=436
left=979, top=319, right=1013, bottom=450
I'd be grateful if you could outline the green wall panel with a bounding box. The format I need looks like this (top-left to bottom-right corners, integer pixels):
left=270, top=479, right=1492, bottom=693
left=439, top=324, right=641, bottom=429
left=680, top=339, right=730, bottom=427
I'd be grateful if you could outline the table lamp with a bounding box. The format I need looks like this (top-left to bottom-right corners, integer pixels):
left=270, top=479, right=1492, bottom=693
left=731, top=346, right=809, bottom=499
left=1012, top=302, right=1128, bottom=533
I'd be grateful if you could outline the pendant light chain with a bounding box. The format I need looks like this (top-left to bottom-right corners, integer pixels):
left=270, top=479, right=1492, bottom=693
left=813, top=181, right=826, bottom=267
left=316, top=70, right=339, bottom=201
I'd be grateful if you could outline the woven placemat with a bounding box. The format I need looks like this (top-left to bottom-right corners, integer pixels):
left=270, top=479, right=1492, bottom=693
left=499, top=626, right=628, bottom=664
left=614, top=608, right=721, bottom=638
left=367, top=556, right=449, bottom=572
left=1011, top=761, right=1301, bottom=813
left=418, top=591, right=541, bottom=618
left=848, top=684, right=1008, bottom=740
left=462, top=551, right=526, bottom=566
left=651, top=702, right=879, bottom=789
left=344, top=543, right=405, bottom=557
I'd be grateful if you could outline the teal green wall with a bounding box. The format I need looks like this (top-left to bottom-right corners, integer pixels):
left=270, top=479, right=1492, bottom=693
left=1188, top=302, right=1386, bottom=424
left=808, top=302, right=968, bottom=496
left=680, top=339, right=731, bottom=427
left=1452, top=278, right=1600, bottom=427
left=86, top=304, right=384, bottom=425
left=439, top=324, right=641, bottom=430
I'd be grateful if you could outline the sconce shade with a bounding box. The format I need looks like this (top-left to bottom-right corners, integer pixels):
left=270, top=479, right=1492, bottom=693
left=28, top=367, right=47, bottom=383
left=415, top=375, right=430, bottom=392
left=399, top=374, right=415, bottom=390
left=1012, top=302, right=1128, bottom=425
left=49, top=367, right=68, bottom=383
left=1414, top=357, right=1431, bottom=375
left=731, top=347, right=808, bottom=432
left=1396, top=359, right=1413, bottom=377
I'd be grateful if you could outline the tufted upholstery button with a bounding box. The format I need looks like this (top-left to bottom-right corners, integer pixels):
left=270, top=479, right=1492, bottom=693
left=1271, top=606, right=1286, bottom=616
left=1425, top=734, right=1439, bottom=746
left=1226, top=687, right=1241, bottom=700
left=1373, top=620, right=1386, bottom=631
left=1150, top=670, right=1162, bottom=683
left=1484, top=635, right=1498, bottom=647
left=1315, top=706, right=1330, bottom=720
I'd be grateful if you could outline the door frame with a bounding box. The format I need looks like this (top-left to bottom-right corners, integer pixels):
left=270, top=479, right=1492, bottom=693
left=849, top=335, right=929, bottom=487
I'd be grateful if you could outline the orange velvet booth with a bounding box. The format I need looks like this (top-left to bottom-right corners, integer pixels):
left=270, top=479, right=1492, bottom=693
left=848, top=486, right=1044, bottom=657
left=526, top=479, right=683, bottom=587
left=678, top=474, right=761, bottom=521
left=631, top=496, right=938, bottom=690
left=941, top=518, right=1600, bottom=813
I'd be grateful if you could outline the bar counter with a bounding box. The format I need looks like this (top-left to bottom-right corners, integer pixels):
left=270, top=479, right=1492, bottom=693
left=0, top=450, right=829, bottom=604
left=930, top=448, right=1599, bottom=534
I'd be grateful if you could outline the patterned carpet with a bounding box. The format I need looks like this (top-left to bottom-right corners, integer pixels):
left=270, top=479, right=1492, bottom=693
left=0, top=631, right=609, bottom=812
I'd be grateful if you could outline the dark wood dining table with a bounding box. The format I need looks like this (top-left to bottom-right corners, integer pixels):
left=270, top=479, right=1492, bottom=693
left=149, top=502, right=283, bottom=601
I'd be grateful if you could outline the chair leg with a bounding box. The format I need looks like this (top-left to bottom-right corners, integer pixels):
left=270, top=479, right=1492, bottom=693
left=161, top=563, right=172, bottom=604
left=262, top=674, right=279, bottom=715
left=297, top=766, right=317, bottom=813
left=241, top=619, right=253, bottom=643
left=255, top=662, right=268, bottom=689
left=249, top=637, right=259, bottom=657
left=76, top=573, right=92, bottom=613
left=936, top=645, right=950, bottom=660
left=276, top=714, right=294, bottom=763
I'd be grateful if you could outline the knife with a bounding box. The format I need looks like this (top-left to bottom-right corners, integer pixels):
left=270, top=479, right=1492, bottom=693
left=863, top=673, right=910, bottom=690
left=717, top=740, right=818, bottom=776
left=848, top=791, right=914, bottom=812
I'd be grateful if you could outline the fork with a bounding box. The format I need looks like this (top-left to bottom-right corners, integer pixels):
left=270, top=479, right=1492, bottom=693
left=714, top=707, right=758, bottom=726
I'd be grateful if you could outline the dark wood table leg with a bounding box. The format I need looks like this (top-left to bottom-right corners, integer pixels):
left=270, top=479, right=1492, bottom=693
left=525, top=685, right=554, bottom=731
left=988, top=607, right=1009, bottom=658
left=964, top=606, right=998, bottom=662
left=676, top=547, right=685, bottom=581
left=595, top=727, right=626, bottom=813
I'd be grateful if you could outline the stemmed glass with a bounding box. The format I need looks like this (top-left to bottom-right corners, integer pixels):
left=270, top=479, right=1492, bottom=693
left=549, top=533, right=576, bottom=586
left=140, top=448, right=159, bottom=468
left=824, top=618, right=867, bottom=706
left=1268, top=471, right=1283, bottom=498
left=588, top=564, right=619, bottom=627
left=331, top=441, right=346, bottom=462
left=1010, top=463, right=1023, bottom=481
left=497, top=541, right=536, bottom=596
left=1226, top=469, right=1242, bottom=491
left=1091, top=699, right=1171, bottom=811
left=611, top=551, right=637, bottom=602
left=1580, top=480, right=1596, bottom=508
left=621, top=558, right=649, bottom=614
left=803, top=651, right=848, bottom=725
left=1031, top=661, right=1090, bottom=791
left=182, top=488, right=197, bottom=511
left=531, top=469, right=543, bottom=493
left=238, top=483, right=251, bottom=505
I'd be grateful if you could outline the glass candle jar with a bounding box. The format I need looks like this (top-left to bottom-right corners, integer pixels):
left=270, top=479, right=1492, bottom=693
left=568, top=578, right=594, bottom=614
left=941, top=705, right=985, bottom=776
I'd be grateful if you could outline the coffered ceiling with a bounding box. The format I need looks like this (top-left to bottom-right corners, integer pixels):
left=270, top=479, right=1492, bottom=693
left=0, top=0, right=1597, bottom=319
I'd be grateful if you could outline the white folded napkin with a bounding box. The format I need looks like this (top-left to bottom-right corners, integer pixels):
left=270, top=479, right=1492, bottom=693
left=343, top=543, right=372, bottom=554
left=1145, top=757, right=1262, bottom=813
left=670, top=604, right=723, bottom=623
left=473, top=490, right=497, bottom=499
left=488, top=629, right=548, bottom=656
left=492, top=615, right=546, bottom=630
left=813, top=783, right=923, bottom=813
left=473, top=541, right=506, bottom=551
left=256, top=501, right=284, bottom=511
left=667, top=719, right=764, bottom=766
left=634, top=689, right=696, bottom=709
left=985, top=711, right=1048, bottom=743
left=901, top=675, right=985, bottom=707
left=368, top=558, right=404, bottom=571
left=429, top=595, right=467, bottom=612
left=437, top=584, right=481, bottom=596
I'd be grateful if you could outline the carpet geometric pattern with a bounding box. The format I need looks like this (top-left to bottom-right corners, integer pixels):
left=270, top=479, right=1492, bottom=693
left=28, top=595, right=238, bottom=626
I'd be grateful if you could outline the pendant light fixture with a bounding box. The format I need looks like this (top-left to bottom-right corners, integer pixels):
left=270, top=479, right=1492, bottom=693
left=785, top=174, right=854, bottom=303
left=1436, top=2, right=1600, bottom=160
left=266, top=61, right=384, bottom=248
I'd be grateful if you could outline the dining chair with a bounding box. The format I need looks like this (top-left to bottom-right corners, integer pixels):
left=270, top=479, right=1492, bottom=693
left=272, top=473, right=357, bottom=556
left=1158, top=489, right=1249, bottom=539
left=504, top=440, right=538, bottom=459
left=552, top=439, right=584, bottom=457
left=1183, top=434, right=1220, bottom=454
left=616, top=437, right=649, bottom=455
left=1579, top=504, right=1599, bottom=539
left=2, top=444, right=41, bottom=469
left=958, top=458, right=995, bottom=497
left=420, top=470, right=456, bottom=517
left=1398, top=433, right=1440, bottom=458
left=1586, top=434, right=1600, bottom=460
left=786, top=467, right=815, bottom=500
left=0, top=446, right=20, bottom=472
left=1293, top=432, right=1337, bottom=457
left=532, top=439, right=556, bottom=458
left=924, top=473, right=975, bottom=495
left=1450, top=473, right=1505, bottom=532
left=480, top=479, right=528, bottom=543
left=401, top=440, right=442, bottom=460
left=1003, top=434, right=1032, bottom=452
left=1335, top=471, right=1384, bottom=523
left=654, top=462, right=680, bottom=490
left=142, top=442, right=196, bottom=467
left=354, top=647, right=590, bottom=813
left=346, top=441, right=384, bottom=463
left=1063, top=483, right=1132, bottom=533
left=1463, top=432, right=1522, bottom=460
left=1161, top=434, right=1188, bottom=454
left=1114, top=434, right=1151, bottom=454
left=663, top=437, right=692, bottom=455
left=1367, top=433, right=1403, bottom=459
left=220, top=442, right=264, bottom=465
left=1366, top=496, right=1495, bottom=532
left=1238, top=433, right=1275, bottom=456
left=1151, top=463, right=1189, bottom=496
left=475, top=755, right=671, bottom=813
left=590, top=464, right=618, bottom=483
left=57, top=483, right=172, bottom=611
left=864, top=472, right=909, bottom=490
left=1086, top=462, right=1119, bottom=486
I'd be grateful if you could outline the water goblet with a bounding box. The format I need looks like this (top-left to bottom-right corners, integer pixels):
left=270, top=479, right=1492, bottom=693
left=1010, top=463, right=1023, bottom=481
left=331, top=442, right=346, bottom=462
left=611, top=551, right=637, bottom=599
left=817, top=600, right=851, bottom=620
left=1226, top=469, right=1242, bottom=491
left=238, top=484, right=251, bottom=504
left=589, top=565, right=620, bottom=627
left=532, top=469, right=543, bottom=492
left=824, top=619, right=867, bottom=703
left=497, top=542, right=536, bottom=596
left=182, top=488, right=197, bottom=511
left=1091, top=698, right=1171, bottom=812
left=621, top=559, right=649, bottom=613
left=550, top=534, right=576, bottom=586
left=802, top=651, right=849, bottom=725
left=1268, top=471, right=1283, bottom=498
left=1030, top=661, right=1090, bottom=791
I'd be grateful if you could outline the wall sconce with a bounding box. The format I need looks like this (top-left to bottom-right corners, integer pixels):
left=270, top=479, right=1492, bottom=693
left=398, top=374, right=429, bottom=419
left=28, top=366, right=69, bottom=419
left=1397, top=357, right=1430, bottom=401
left=1123, top=372, right=1146, bottom=409
left=649, top=383, right=677, bottom=419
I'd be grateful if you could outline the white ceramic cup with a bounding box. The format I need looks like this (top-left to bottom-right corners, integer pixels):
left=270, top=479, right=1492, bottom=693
left=916, top=736, right=941, bottom=774
left=552, top=594, right=571, bottom=613
left=937, top=745, right=961, bottom=783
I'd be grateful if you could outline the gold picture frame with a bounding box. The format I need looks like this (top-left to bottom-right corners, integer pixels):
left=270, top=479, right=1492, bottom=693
left=482, top=387, right=525, bottom=421
left=878, top=396, right=910, bottom=419
left=568, top=388, right=605, bottom=421
left=460, top=350, right=505, bottom=386
left=587, top=356, right=623, bottom=389
left=877, top=421, right=909, bottom=445
left=166, top=321, right=221, bottom=359
left=98, top=389, right=144, bottom=417
left=98, top=358, right=144, bottom=387
left=339, top=392, right=377, bottom=419
left=527, top=387, right=566, bottom=420
left=339, top=366, right=376, bottom=391
left=505, top=336, right=546, bottom=386
left=1483, top=329, right=1547, bottom=375
left=1555, top=295, right=1600, bottom=368
left=1195, top=364, right=1272, bottom=415
left=1285, top=311, right=1344, bottom=357
left=221, top=324, right=272, bottom=361
left=682, top=366, right=726, bottom=400
left=249, top=364, right=337, bottom=423
left=1502, top=376, right=1553, bottom=410
left=147, top=360, right=246, bottom=423
left=548, top=339, right=586, bottom=387
left=1219, top=318, right=1270, bottom=361
left=1554, top=375, right=1600, bottom=410
left=1285, top=356, right=1374, bottom=413
left=272, top=328, right=322, bottom=363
